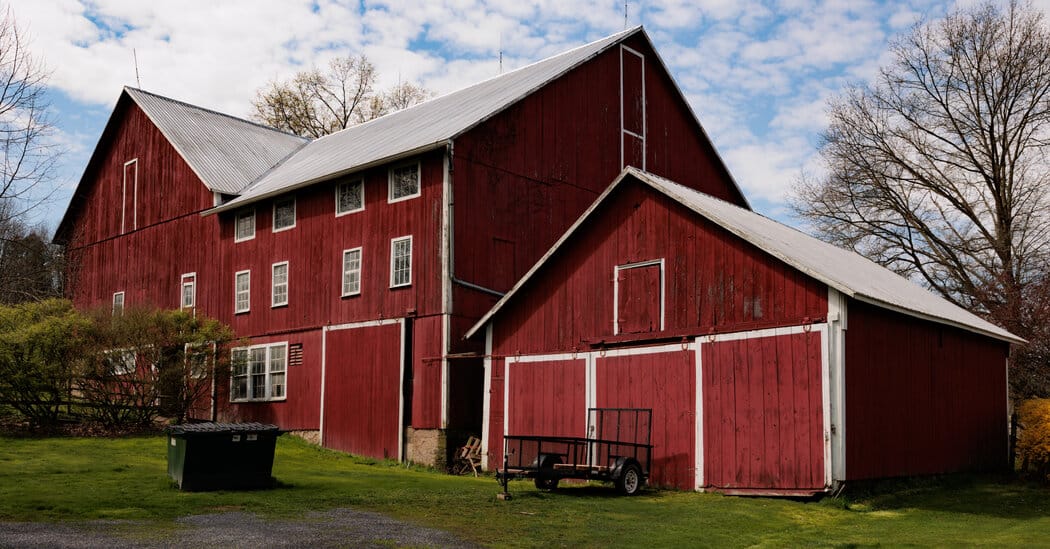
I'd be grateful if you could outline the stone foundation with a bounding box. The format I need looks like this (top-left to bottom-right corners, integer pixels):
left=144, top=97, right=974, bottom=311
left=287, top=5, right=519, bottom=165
left=406, top=428, right=446, bottom=468
left=286, top=429, right=321, bottom=445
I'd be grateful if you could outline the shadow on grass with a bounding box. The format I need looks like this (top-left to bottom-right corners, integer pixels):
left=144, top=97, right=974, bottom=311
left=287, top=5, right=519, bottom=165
left=837, top=473, right=1049, bottom=519
left=497, top=483, right=673, bottom=500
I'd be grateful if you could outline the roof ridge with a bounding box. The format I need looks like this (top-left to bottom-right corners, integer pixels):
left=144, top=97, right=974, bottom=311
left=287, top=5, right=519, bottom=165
left=123, top=86, right=309, bottom=142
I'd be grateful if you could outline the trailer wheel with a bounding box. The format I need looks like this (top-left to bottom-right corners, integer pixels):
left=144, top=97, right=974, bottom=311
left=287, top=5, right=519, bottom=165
left=616, top=462, right=643, bottom=496
left=534, top=455, right=561, bottom=491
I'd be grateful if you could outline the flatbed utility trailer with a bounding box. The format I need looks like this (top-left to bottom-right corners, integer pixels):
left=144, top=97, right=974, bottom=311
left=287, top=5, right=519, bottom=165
left=496, top=408, right=653, bottom=496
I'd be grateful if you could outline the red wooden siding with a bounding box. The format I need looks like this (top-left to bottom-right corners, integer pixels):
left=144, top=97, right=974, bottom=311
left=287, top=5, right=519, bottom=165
left=595, top=350, right=695, bottom=489
left=507, top=359, right=586, bottom=437
left=410, top=315, right=443, bottom=429
left=451, top=35, right=748, bottom=349
left=844, top=301, right=1008, bottom=480
left=486, top=357, right=506, bottom=467
left=493, top=180, right=827, bottom=354
left=322, top=323, right=403, bottom=460
left=223, top=330, right=323, bottom=430
left=616, top=263, right=661, bottom=334
left=702, top=331, right=825, bottom=491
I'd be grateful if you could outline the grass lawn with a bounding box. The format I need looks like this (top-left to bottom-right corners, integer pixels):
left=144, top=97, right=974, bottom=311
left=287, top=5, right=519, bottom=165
left=1, top=434, right=1048, bottom=547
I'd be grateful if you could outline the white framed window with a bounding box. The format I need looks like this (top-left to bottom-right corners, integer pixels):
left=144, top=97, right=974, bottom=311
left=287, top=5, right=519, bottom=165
left=104, top=348, right=136, bottom=376
left=272, top=261, right=289, bottom=307
left=235, top=270, right=251, bottom=314
left=336, top=179, right=365, bottom=216
left=185, top=342, right=215, bottom=379
left=273, top=197, right=296, bottom=232
left=180, top=272, right=196, bottom=310
left=342, top=247, right=362, bottom=297
left=230, top=342, right=287, bottom=402
left=235, top=208, right=255, bottom=242
left=112, top=291, right=125, bottom=316
left=388, top=162, right=420, bottom=202
left=390, top=236, right=412, bottom=288
left=122, top=159, right=138, bottom=233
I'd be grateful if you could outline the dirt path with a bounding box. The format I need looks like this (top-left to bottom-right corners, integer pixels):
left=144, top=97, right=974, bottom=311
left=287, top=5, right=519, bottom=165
left=0, top=508, right=476, bottom=548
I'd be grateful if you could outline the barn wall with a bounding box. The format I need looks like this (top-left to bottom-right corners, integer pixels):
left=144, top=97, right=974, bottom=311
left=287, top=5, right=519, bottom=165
left=64, top=100, right=220, bottom=312
left=491, top=180, right=827, bottom=354
left=219, top=329, right=323, bottom=430
left=450, top=35, right=748, bottom=346
left=844, top=300, right=1009, bottom=480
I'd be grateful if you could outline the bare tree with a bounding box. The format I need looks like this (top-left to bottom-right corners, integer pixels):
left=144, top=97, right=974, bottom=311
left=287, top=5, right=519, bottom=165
left=792, top=1, right=1050, bottom=397
left=0, top=8, right=57, bottom=226
left=250, top=55, right=431, bottom=137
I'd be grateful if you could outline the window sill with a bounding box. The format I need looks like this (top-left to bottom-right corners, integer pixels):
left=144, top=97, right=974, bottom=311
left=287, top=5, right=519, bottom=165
left=231, top=396, right=287, bottom=404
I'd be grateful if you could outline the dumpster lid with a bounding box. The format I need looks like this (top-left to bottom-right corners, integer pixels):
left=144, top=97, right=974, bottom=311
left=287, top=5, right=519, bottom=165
left=167, top=422, right=281, bottom=435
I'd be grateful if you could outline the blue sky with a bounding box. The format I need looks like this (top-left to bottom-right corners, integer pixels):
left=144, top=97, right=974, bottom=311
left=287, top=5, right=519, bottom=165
left=10, top=0, right=1035, bottom=232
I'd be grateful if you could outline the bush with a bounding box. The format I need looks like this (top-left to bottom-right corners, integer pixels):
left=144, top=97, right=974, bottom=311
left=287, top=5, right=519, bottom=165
left=0, top=299, right=90, bottom=429
left=1017, top=399, right=1050, bottom=481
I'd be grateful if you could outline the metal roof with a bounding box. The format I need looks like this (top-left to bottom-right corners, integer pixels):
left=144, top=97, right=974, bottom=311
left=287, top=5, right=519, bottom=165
left=207, top=26, right=646, bottom=214
left=126, top=87, right=308, bottom=194
left=466, top=167, right=1023, bottom=344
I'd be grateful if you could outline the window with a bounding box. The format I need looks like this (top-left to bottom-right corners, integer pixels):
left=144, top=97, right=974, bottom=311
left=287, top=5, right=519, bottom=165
left=180, top=273, right=196, bottom=310
left=230, top=342, right=287, bottom=401
left=104, top=349, right=137, bottom=376
left=388, top=162, right=420, bottom=202
left=342, top=247, right=362, bottom=296
left=112, top=291, right=125, bottom=316
left=272, top=261, right=289, bottom=307
left=185, top=342, right=215, bottom=379
left=235, top=270, right=250, bottom=313
left=235, top=208, right=255, bottom=242
left=390, top=236, right=412, bottom=287
left=122, top=159, right=138, bottom=233
left=336, top=179, right=364, bottom=215
left=273, top=197, right=296, bottom=232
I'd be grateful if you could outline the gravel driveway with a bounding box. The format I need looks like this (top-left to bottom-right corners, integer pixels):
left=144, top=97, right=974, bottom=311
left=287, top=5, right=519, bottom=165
left=0, top=508, right=476, bottom=548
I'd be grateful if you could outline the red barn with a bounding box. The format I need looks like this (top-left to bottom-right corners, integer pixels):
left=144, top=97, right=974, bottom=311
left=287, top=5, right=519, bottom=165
left=468, top=168, right=1022, bottom=495
left=56, top=27, right=753, bottom=466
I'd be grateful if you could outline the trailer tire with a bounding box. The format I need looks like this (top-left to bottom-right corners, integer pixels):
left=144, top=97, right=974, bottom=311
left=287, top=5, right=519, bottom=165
left=534, top=455, right=561, bottom=491
left=616, top=462, right=643, bottom=496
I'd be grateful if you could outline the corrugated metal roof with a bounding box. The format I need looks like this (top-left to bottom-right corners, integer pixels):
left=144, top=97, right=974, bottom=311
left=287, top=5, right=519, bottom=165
left=208, top=26, right=645, bottom=213
left=126, top=87, right=308, bottom=194
left=466, top=167, right=1023, bottom=344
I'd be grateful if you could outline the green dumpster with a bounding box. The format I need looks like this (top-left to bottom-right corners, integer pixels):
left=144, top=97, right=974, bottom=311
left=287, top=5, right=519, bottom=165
left=167, top=422, right=282, bottom=491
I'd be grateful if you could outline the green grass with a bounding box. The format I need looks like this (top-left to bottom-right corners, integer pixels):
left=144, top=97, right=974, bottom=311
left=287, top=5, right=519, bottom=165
left=1, top=435, right=1049, bottom=547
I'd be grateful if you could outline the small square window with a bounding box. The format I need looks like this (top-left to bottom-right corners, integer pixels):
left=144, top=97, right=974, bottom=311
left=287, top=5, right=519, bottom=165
left=235, top=209, right=255, bottom=242
left=235, top=270, right=250, bottom=314
left=272, top=261, right=289, bottom=307
left=390, top=236, right=412, bottom=288
left=336, top=180, right=364, bottom=216
left=342, top=248, right=362, bottom=296
left=388, top=163, right=420, bottom=202
left=273, top=198, right=296, bottom=232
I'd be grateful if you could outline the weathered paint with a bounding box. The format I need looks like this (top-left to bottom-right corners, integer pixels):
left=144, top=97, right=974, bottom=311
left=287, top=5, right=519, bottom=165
left=507, top=358, right=587, bottom=437
left=844, top=300, right=1008, bottom=479
left=702, top=331, right=825, bottom=492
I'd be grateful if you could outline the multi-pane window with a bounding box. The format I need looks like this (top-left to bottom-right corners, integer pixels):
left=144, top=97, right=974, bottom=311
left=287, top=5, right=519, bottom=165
left=390, top=236, right=412, bottom=287
left=105, top=349, right=136, bottom=375
left=342, top=248, right=362, bottom=296
left=230, top=342, right=288, bottom=401
left=273, top=197, right=296, bottom=232
left=388, top=163, right=420, bottom=202
left=112, top=291, right=125, bottom=316
left=180, top=273, right=196, bottom=310
left=235, top=270, right=250, bottom=313
left=272, top=262, right=289, bottom=307
left=235, top=209, right=255, bottom=242
left=336, top=180, right=364, bottom=215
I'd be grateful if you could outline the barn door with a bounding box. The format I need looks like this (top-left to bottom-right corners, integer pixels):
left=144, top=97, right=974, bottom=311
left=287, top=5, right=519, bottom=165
left=615, top=260, right=663, bottom=335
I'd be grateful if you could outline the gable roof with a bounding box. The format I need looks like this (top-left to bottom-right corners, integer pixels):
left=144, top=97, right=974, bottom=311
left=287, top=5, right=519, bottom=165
left=123, top=87, right=309, bottom=194
left=55, top=88, right=307, bottom=242
left=206, top=26, right=748, bottom=215
left=466, top=167, right=1023, bottom=344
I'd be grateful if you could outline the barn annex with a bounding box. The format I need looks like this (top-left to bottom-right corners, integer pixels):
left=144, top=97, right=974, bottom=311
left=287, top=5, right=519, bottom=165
left=56, top=26, right=756, bottom=466
left=467, top=168, right=1023, bottom=495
